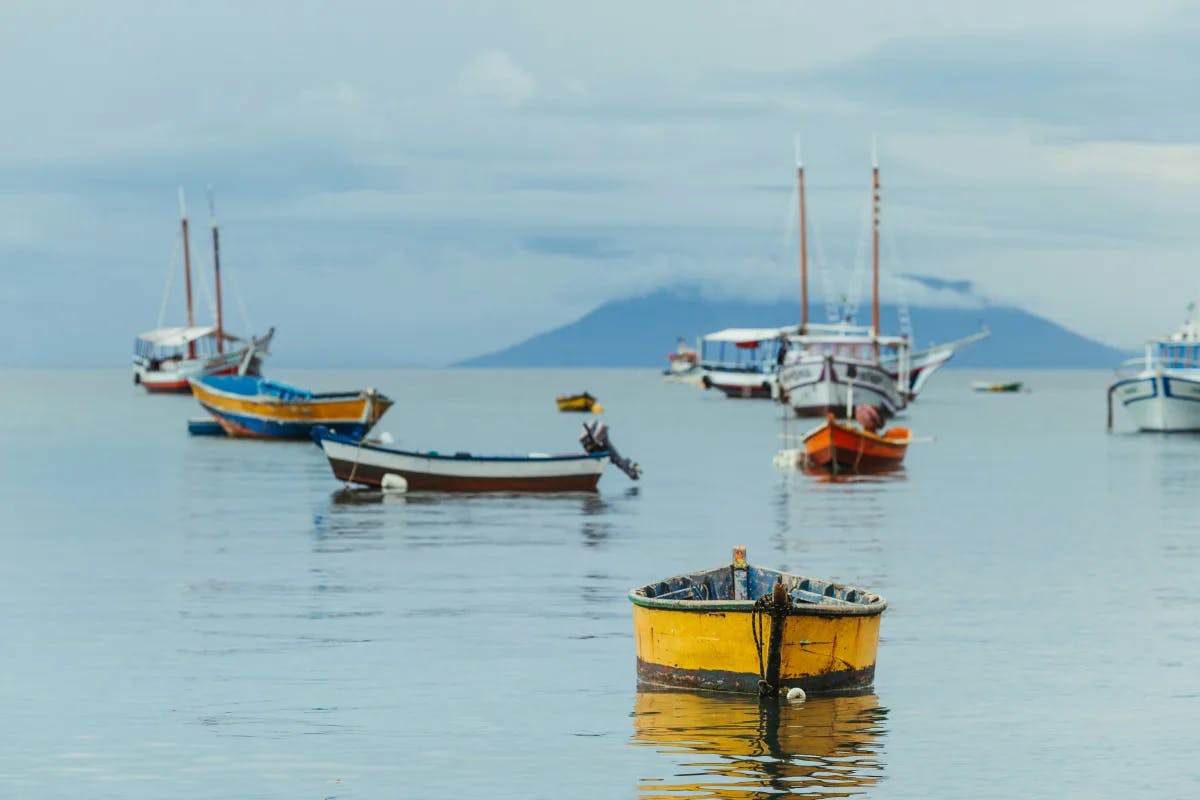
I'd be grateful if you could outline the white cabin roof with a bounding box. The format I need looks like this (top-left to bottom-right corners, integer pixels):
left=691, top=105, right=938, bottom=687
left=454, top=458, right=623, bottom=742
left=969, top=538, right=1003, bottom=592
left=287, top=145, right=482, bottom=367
left=702, top=326, right=800, bottom=343
left=136, top=326, right=220, bottom=347
left=800, top=322, right=875, bottom=336
left=787, top=333, right=909, bottom=347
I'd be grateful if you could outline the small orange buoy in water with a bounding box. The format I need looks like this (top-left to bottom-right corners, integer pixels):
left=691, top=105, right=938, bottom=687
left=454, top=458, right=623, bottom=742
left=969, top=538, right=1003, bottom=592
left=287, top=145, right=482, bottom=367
left=854, top=404, right=882, bottom=432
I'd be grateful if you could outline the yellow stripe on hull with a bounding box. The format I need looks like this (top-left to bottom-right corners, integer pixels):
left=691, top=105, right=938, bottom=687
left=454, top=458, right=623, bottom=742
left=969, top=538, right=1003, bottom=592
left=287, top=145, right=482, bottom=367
left=632, top=604, right=881, bottom=694
left=190, top=383, right=388, bottom=425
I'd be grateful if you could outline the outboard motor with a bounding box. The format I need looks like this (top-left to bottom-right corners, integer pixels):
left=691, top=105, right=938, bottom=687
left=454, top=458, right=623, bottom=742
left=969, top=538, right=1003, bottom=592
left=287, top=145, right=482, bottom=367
left=581, top=421, right=641, bottom=480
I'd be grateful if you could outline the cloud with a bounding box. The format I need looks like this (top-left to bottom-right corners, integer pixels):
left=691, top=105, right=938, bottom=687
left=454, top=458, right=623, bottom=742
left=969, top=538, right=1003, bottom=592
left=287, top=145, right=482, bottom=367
left=783, top=20, right=1199, bottom=144
left=459, top=50, right=536, bottom=106
left=1, top=2, right=1199, bottom=364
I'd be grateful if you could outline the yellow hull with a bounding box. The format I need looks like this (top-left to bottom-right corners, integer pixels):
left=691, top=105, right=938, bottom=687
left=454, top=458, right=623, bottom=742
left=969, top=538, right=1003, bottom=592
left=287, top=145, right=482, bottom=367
left=556, top=394, right=600, bottom=412
left=189, top=380, right=392, bottom=439
left=632, top=603, right=881, bottom=694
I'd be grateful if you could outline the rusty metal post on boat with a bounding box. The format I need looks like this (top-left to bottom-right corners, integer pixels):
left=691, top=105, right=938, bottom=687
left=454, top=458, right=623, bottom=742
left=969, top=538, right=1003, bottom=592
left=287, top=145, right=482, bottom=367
left=761, top=578, right=789, bottom=698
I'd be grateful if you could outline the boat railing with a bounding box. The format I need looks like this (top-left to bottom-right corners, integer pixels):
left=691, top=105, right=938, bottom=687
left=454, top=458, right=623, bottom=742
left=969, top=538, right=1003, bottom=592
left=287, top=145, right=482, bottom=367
left=699, top=360, right=774, bottom=374
left=638, top=577, right=872, bottom=606
left=1112, top=355, right=1200, bottom=377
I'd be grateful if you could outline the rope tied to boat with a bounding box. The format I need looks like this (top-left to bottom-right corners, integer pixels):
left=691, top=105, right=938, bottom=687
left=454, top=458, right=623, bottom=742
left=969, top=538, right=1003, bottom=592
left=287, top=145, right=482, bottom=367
left=751, top=577, right=791, bottom=698
left=343, top=390, right=379, bottom=489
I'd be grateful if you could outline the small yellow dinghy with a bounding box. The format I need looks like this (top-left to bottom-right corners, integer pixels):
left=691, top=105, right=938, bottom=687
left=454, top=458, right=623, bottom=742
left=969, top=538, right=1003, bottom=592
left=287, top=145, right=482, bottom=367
left=556, top=392, right=603, bottom=413
left=629, top=547, right=886, bottom=696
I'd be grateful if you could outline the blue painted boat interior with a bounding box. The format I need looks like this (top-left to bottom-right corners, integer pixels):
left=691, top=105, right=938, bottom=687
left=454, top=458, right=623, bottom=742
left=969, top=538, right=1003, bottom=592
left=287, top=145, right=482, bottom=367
left=635, top=565, right=881, bottom=607
left=197, top=375, right=362, bottom=401
left=312, top=426, right=607, bottom=462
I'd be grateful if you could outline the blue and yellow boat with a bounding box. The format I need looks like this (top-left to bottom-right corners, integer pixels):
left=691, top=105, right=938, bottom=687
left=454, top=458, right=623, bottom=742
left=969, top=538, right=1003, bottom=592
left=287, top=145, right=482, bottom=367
left=630, top=547, right=886, bottom=696
left=189, top=375, right=392, bottom=440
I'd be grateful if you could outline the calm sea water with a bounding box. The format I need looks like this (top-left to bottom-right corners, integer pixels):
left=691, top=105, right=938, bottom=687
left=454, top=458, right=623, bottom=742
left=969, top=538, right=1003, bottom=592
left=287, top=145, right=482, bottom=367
left=2, top=367, right=1198, bottom=798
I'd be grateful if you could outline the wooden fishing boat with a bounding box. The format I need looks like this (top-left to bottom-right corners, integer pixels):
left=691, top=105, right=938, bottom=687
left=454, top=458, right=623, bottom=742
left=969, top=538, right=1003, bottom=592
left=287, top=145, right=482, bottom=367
left=134, top=326, right=272, bottom=393
left=133, top=189, right=274, bottom=393
left=556, top=392, right=603, bottom=413
left=972, top=381, right=1023, bottom=393
left=312, top=421, right=640, bottom=492
left=630, top=547, right=886, bottom=696
left=801, top=412, right=910, bottom=474
left=189, top=376, right=392, bottom=439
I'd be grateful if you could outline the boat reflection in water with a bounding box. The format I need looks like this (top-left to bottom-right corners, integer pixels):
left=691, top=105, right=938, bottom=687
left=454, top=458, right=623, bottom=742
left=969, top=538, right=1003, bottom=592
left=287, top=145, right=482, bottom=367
left=631, top=689, right=886, bottom=799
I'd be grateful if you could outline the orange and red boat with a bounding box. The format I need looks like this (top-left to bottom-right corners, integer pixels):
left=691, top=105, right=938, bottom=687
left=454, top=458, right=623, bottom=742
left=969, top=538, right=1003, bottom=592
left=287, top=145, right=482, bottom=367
left=801, top=412, right=910, bottom=474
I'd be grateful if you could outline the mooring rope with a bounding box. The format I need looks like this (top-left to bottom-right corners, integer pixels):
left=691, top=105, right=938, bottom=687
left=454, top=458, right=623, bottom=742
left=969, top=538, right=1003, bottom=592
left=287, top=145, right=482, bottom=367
left=750, top=578, right=791, bottom=698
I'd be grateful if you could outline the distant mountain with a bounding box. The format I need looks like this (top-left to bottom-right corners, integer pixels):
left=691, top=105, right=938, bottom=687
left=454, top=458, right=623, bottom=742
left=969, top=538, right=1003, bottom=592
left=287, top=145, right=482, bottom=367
left=457, top=283, right=1127, bottom=368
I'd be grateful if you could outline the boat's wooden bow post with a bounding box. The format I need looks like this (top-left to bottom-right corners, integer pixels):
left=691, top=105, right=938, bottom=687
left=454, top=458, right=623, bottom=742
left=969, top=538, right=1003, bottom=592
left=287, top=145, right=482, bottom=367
left=732, top=546, right=748, bottom=600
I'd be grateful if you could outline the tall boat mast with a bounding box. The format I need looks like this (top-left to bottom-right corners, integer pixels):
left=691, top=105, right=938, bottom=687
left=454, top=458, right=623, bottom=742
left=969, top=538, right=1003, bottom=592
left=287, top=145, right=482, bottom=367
left=871, top=145, right=881, bottom=342
left=796, top=137, right=808, bottom=332
left=208, top=186, right=224, bottom=355
left=178, top=188, right=196, bottom=359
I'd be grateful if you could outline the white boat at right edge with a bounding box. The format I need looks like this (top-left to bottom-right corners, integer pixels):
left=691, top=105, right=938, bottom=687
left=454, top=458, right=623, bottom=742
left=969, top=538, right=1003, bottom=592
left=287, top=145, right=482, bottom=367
left=1108, top=314, right=1200, bottom=432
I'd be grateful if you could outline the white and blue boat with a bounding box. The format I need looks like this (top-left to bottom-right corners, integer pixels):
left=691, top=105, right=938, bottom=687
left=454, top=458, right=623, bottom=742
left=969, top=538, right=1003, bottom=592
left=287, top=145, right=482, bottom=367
left=312, top=421, right=641, bottom=492
left=1109, top=315, right=1200, bottom=432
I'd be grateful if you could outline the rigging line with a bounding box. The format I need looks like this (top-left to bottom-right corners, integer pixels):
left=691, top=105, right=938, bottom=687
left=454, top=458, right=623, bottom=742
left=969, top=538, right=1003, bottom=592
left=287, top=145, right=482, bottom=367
left=196, top=237, right=218, bottom=323
left=156, top=238, right=182, bottom=329
left=223, top=256, right=254, bottom=334
left=884, top=229, right=915, bottom=344
left=843, top=182, right=873, bottom=324
left=806, top=199, right=840, bottom=325
left=762, top=181, right=798, bottom=283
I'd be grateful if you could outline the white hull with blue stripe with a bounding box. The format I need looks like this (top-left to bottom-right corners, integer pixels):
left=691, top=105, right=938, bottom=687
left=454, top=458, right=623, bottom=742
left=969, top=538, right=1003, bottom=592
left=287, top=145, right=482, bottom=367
left=1109, top=318, right=1200, bottom=432
left=1111, top=372, right=1200, bottom=432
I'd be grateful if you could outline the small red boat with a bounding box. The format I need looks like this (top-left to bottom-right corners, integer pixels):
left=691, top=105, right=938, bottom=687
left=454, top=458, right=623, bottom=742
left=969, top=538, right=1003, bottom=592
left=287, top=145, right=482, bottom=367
left=802, top=411, right=910, bottom=474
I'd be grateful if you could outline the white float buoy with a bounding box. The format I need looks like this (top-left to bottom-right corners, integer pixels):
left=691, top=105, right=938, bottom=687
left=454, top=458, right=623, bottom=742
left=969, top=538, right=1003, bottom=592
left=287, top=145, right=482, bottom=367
left=378, top=431, right=395, bottom=445
left=785, top=687, right=807, bottom=703
left=381, top=473, right=408, bottom=492
left=772, top=449, right=803, bottom=470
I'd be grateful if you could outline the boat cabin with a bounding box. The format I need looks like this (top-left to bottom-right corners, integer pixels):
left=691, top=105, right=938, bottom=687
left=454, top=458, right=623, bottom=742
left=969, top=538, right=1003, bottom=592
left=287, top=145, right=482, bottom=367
left=786, top=322, right=911, bottom=364
left=700, top=326, right=800, bottom=374
left=133, top=326, right=238, bottom=367
left=1152, top=340, right=1200, bottom=370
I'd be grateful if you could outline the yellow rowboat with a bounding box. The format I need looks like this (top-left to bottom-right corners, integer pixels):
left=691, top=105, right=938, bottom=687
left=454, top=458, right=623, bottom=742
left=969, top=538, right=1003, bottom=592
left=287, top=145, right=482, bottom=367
left=556, top=392, right=603, bottom=413
left=630, top=547, right=886, bottom=696
left=631, top=690, right=884, bottom=796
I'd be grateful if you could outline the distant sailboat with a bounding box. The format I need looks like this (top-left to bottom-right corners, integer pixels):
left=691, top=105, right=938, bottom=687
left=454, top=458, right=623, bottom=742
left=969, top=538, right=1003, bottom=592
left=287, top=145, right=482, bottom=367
left=779, top=146, right=911, bottom=418
left=133, top=189, right=273, bottom=393
left=699, top=142, right=986, bottom=408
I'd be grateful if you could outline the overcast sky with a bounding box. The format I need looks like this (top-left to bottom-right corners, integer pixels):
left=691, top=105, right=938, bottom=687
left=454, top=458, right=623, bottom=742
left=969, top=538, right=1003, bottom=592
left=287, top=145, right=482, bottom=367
left=2, top=1, right=1197, bottom=366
